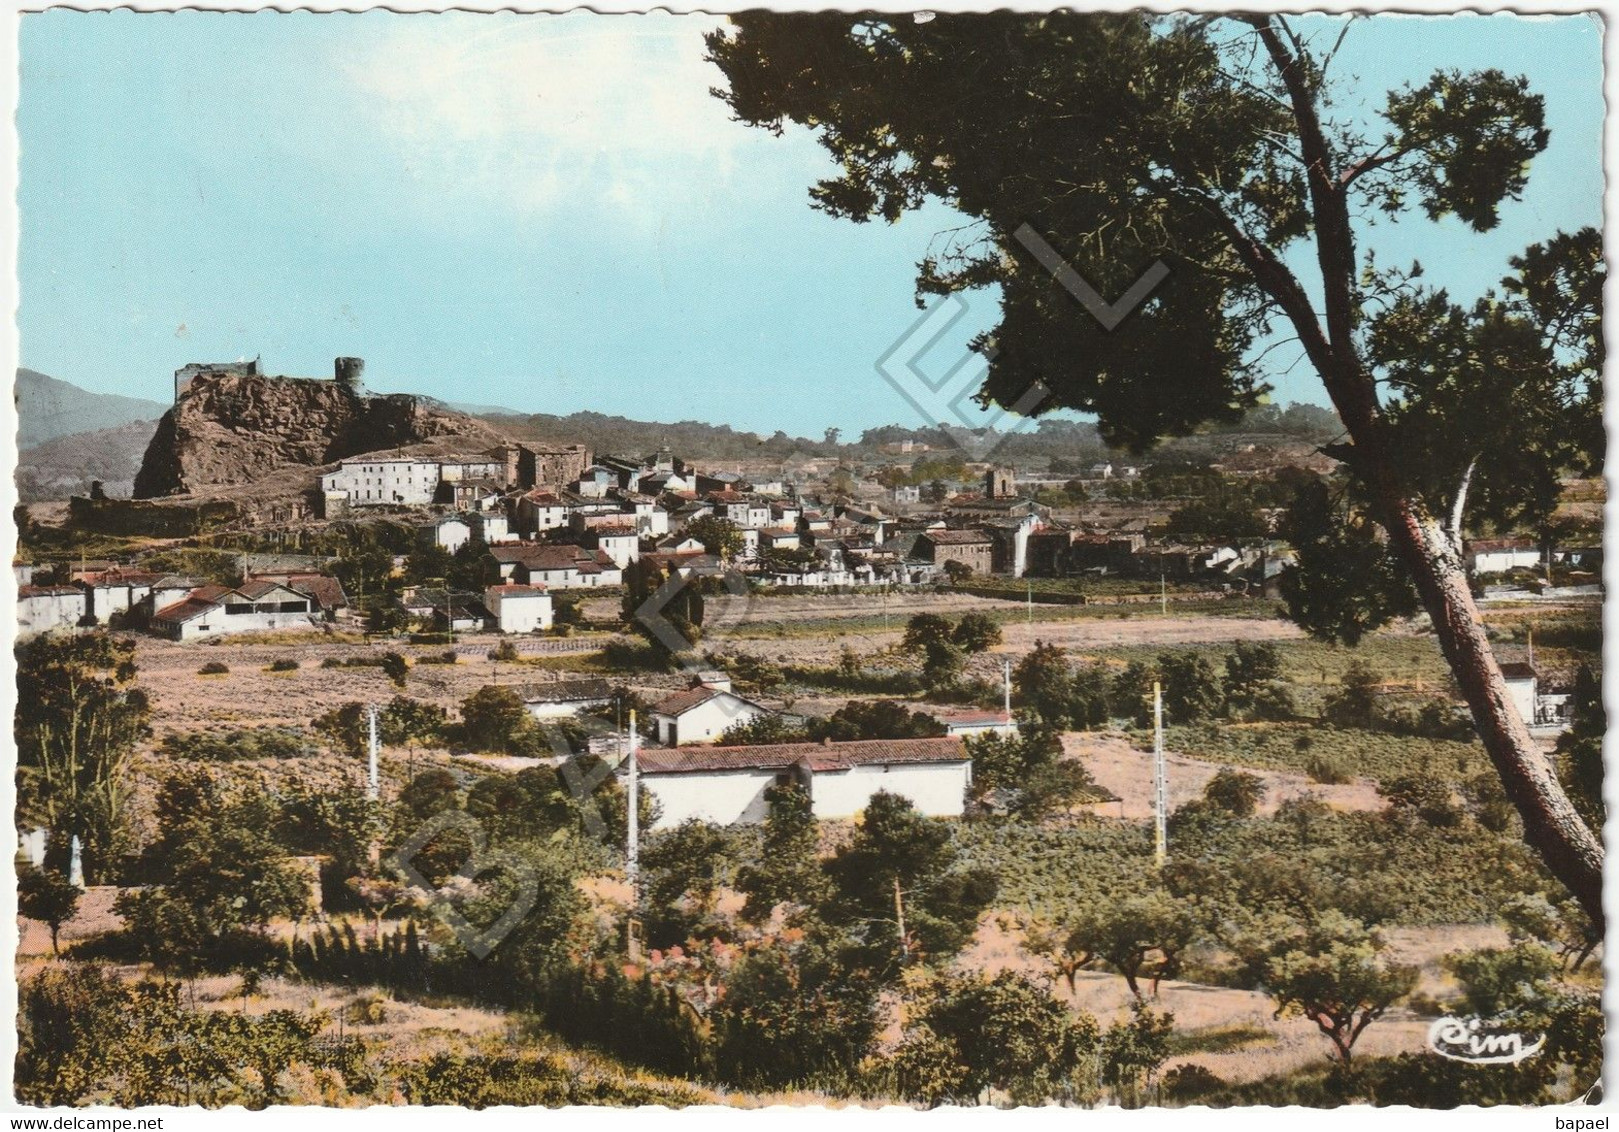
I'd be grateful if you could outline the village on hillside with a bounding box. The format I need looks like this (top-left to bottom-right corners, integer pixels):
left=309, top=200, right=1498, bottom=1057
left=12, top=8, right=1606, bottom=1117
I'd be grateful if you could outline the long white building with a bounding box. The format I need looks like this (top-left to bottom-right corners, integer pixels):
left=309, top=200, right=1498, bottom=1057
left=631, top=736, right=972, bottom=829
left=321, top=458, right=443, bottom=507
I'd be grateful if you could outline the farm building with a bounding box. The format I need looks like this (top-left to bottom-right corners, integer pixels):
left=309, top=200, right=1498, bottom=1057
left=150, top=580, right=319, bottom=641
left=519, top=678, right=617, bottom=720
left=649, top=673, right=771, bottom=746
left=1465, top=538, right=1543, bottom=575
left=484, top=584, right=553, bottom=634
left=632, top=736, right=973, bottom=829
left=931, top=708, right=1017, bottom=738
left=17, top=585, right=87, bottom=637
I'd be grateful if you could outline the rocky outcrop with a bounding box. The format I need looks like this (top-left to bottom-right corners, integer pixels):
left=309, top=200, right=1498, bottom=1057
left=133, top=372, right=509, bottom=498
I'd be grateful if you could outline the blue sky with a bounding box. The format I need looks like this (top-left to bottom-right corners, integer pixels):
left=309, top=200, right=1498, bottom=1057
left=17, top=11, right=1604, bottom=438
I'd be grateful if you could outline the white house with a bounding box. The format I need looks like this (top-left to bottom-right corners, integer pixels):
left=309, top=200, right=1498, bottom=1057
left=438, top=456, right=506, bottom=485
left=484, top=585, right=553, bottom=634
left=1500, top=662, right=1539, bottom=726
left=150, top=580, right=319, bottom=641
left=520, top=678, right=617, bottom=720
left=1466, top=538, right=1543, bottom=575
left=78, top=568, right=164, bottom=624
left=632, top=736, right=973, bottom=829
left=419, top=515, right=473, bottom=554
left=17, top=585, right=87, bottom=637
left=516, top=490, right=571, bottom=537
left=321, top=458, right=442, bottom=507
left=649, top=674, right=771, bottom=746
left=585, top=526, right=641, bottom=570
left=472, top=511, right=517, bottom=545
left=932, top=708, right=1018, bottom=738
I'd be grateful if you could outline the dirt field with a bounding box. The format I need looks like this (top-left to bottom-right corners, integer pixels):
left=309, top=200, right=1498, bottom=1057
left=962, top=916, right=1505, bottom=1085
left=1066, top=732, right=1386, bottom=819
left=130, top=634, right=682, bottom=737
left=708, top=612, right=1303, bottom=666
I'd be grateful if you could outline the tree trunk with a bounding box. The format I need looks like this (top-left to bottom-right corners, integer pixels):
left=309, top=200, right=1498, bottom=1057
left=1245, top=13, right=1604, bottom=931
left=1376, top=494, right=1604, bottom=928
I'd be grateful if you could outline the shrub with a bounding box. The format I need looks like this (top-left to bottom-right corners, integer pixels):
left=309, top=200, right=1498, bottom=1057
left=1163, top=1063, right=1226, bottom=1103
left=160, top=727, right=319, bottom=762
left=267, top=658, right=299, bottom=673
left=198, top=661, right=229, bottom=676
left=1304, top=751, right=1352, bottom=784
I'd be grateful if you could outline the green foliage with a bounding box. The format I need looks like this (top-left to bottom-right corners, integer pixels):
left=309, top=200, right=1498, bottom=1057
left=126, top=769, right=310, bottom=944
left=1378, top=774, right=1464, bottom=828
left=19, top=864, right=81, bottom=955
left=1011, top=640, right=1113, bottom=729
left=823, top=791, right=997, bottom=975
left=641, top=819, right=736, bottom=947
left=1157, top=651, right=1224, bottom=724
left=160, top=726, right=318, bottom=762
left=1165, top=721, right=1485, bottom=786
left=1322, top=660, right=1381, bottom=729
left=17, top=965, right=356, bottom=1108
left=715, top=713, right=808, bottom=746
left=735, top=783, right=830, bottom=922
left=891, top=969, right=1098, bottom=1106
left=1060, top=888, right=1198, bottom=1001
left=1223, top=641, right=1285, bottom=717
left=1202, top=768, right=1265, bottom=818
left=380, top=651, right=409, bottom=687
left=198, top=660, right=230, bottom=675
left=621, top=558, right=704, bottom=666
left=381, top=696, right=447, bottom=749
left=459, top=685, right=531, bottom=753
left=963, top=727, right=1101, bottom=818
left=312, top=702, right=370, bottom=757
left=709, top=924, right=881, bottom=1090
left=1100, top=999, right=1176, bottom=1108
left=1304, top=750, right=1353, bottom=785
left=1446, top=941, right=1561, bottom=1019
left=685, top=515, right=745, bottom=560
left=951, top=612, right=1002, bottom=652
left=1261, top=911, right=1419, bottom=1064
left=267, top=658, right=300, bottom=673
left=15, top=631, right=151, bottom=880
left=1278, top=480, right=1420, bottom=646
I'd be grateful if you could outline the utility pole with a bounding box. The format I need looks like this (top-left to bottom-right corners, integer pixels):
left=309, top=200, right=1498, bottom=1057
left=1152, top=680, right=1167, bottom=867
left=1027, top=579, right=1033, bottom=626
left=1160, top=573, right=1167, bottom=615
left=626, top=709, right=642, bottom=961
left=1003, top=658, right=1013, bottom=723
left=366, top=703, right=380, bottom=802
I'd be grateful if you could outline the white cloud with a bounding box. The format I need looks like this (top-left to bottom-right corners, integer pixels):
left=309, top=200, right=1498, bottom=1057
left=340, top=13, right=777, bottom=224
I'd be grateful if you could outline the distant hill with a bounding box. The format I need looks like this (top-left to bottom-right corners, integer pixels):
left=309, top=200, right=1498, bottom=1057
left=482, top=408, right=833, bottom=465
left=17, top=418, right=157, bottom=502
left=16, top=368, right=167, bottom=449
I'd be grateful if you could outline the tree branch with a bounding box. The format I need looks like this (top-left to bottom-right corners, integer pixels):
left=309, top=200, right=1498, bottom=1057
left=1447, top=455, right=1478, bottom=554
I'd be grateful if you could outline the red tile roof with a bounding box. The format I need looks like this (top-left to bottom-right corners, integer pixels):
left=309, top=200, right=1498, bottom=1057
left=18, top=585, right=83, bottom=598
left=276, top=574, right=349, bottom=611
left=933, top=709, right=1013, bottom=727
left=636, top=736, right=968, bottom=775
left=153, top=596, right=220, bottom=624
left=650, top=685, right=727, bottom=716
left=922, top=529, right=993, bottom=545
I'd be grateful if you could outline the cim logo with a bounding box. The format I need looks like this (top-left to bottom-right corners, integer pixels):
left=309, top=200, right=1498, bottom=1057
left=1427, top=1015, right=1546, bottom=1065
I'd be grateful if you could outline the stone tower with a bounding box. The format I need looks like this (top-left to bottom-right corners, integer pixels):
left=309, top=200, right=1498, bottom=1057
left=985, top=465, right=1016, bottom=498
left=334, top=357, right=365, bottom=398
